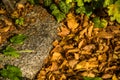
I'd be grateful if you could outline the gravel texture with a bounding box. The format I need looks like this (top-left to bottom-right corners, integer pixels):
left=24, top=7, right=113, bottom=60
left=0, top=5, right=59, bottom=79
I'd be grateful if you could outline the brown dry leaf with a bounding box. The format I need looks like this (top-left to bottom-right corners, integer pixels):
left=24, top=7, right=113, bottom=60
left=67, top=13, right=79, bottom=31
left=50, top=62, right=58, bottom=71
left=81, top=50, right=91, bottom=55
left=51, top=45, right=62, bottom=53
left=11, top=11, right=19, bottom=18
left=83, top=15, right=89, bottom=27
left=67, top=48, right=79, bottom=53
left=59, top=60, right=68, bottom=69
left=97, top=31, right=114, bottom=39
left=52, top=40, right=59, bottom=47
left=63, top=44, right=74, bottom=50
left=87, top=25, right=93, bottom=37
left=17, top=3, right=25, bottom=9
left=0, top=36, right=2, bottom=43
left=74, top=53, right=79, bottom=60
left=48, top=74, right=55, bottom=80
left=68, top=60, right=78, bottom=68
left=0, top=26, right=10, bottom=32
left=58, top=26, right=70, bottom=37
left=105, top=66, right=117, bottom=72
left=102, top=74, right=112, bottom=79
left=112, top=74, right=118, bottom=80
left=98, top=53, right=107, bottom=61
left=51, top=52, right=62, bottom=61
left=37, top=70, right=46, bottom=80
left=78, top=39, right=85, bottom=49
left=0, top=8, right=6, bottom=14
left=83, top=44, right=95, bottom=51
left=79, top=27, right=87, bottom=38
left=60, top=74, right=66, bottom=80
left=81, top=72, right=95, bottom=77
left=75, top=60, right=98, bottom=70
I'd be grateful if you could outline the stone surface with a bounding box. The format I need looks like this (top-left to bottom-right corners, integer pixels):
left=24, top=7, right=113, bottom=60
left=0, top=5, right=60, bottom=79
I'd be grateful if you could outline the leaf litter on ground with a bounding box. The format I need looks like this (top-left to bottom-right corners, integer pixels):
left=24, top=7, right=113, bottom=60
left=37, top=13, right=120, bottom=80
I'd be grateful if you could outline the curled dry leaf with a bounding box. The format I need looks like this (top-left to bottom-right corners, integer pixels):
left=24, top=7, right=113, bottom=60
left=112, top=74, right=118, bottom=80
left=97, top=31, right=114, bottom=39
left=68, top=60, right=78, bottom=68
left=102, top=74, right=112, bottom=79
left=0, top=8, right=6, bottom=14
left=0, top=26, right=10, bottom=32
left=78, top=39, right=85, bottom=49
left=17, top=3, right=25, bottom=9
left=83, top=44, right=95, bottom=51
left=50, top=62, right=58, bottom=71
left=58, top=26, right=70, bottom=37
left=67, top=13, right=79, bottom=32
left=87, top=25, right=93, bottom=37
left=51, top=52, right=62, bottom=61
left=81, top=72, right=95, bottom=77
left=74, top=60, right=98, bottom=70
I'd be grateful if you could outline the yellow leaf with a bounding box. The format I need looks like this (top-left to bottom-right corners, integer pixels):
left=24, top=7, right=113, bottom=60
left=51, top=52, right=62, bottom=61
left=112, top=74, right=118, bottom=80
left=0, top=26, right=10, bottom=32
left=67, top=13, right=79, bottom=31
left=58, top=26, right=70, bottom=37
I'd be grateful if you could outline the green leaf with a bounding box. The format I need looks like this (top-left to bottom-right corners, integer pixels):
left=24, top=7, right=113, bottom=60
left=55, top=12, right=66, bottom=22
left=10, top=34, right=26, bottom=44
left=84, top=0, right=92, bottom=2
left=15, top=17, right=24, bottom=26
left=27, top=0, right=36, bottom=4
left=44, top=0, right=52, bottom=6
left=83, top=77, right=103, bottom=80
left=107, top=0, right=120, bottom=23
left=66, top=0, right=73, bottom=4
left=76, top=0, right=84, bottom=7
left=76, top=6, right=86, bottom=14
left=50, top=4, right=58, bottom=11
left=92, top=17, right=108, bottom=28
left=103, top=0, right=114, bottom=7
left=50, top=4, right=66, bottom=22
left=58, top=1, right=71, bottom=14
left=0, top=65, right=22, bottom=80
left=3, top=46, right=19, bottom=57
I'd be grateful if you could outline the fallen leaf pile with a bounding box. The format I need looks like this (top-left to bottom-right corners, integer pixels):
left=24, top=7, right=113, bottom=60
left=0, top=2, right=34, bottom=45
left=37, top=13, right=120, bottom=80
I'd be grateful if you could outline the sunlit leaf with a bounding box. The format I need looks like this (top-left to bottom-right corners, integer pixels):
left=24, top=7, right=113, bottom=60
left=10, top=34, right=26, bottom=44
left=83, top=76, right=103, bottom=80
left=108, top=0, right=120, bottom=23
left=0, top=65, right=22, bottom=80
left=92, top=17, right=108, bottom=28
left=3, top=46, right=19, bottom=57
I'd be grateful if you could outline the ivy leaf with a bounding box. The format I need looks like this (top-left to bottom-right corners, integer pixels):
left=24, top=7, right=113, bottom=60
left=92, top=17, right=108, bottom=28
left=0, top=65, right=22, bottom=80
left=15, top=17, right=24, bottom=26
left=76, top=6, right=86, bottom=14
left=10, top=34, right=26, bottom=44
left=108, top=0, right=120, bottom=23
left=54, top=12, right=66, bottom=22
left=58, top=1, right=71, bottom=14
left=50, top=4, right=66, bottom=22
left=3, top=46, right=19, bottom=57
left=83, top=77, right=103, bottom=80
left=84, top=0, right=92, bottom=3
left=27, top=0, right=39, bottom=4
left=50, top=4, right=58, bottom=11
left=103, top=0, right=114, bottom=7
left=44, top=0, right=52, bottom=6
left=66, top=0, right=73, bottom=4
left=75, top=0, right=84, bottom=7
